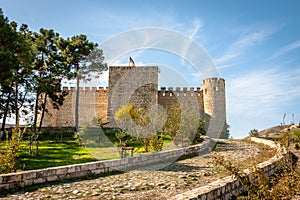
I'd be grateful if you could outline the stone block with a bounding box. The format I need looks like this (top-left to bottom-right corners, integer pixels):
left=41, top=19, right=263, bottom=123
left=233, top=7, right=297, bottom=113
left=0, top=183, right=9, bottom=190
left=96, top=162, right=105, bottom=169
left=33, top=177, right=45, bottom=184
left=67, top=166, right=76, bottom=173
left=55, top=167, right=68, bottom=175
left=75, top=165, right=81, bottom=172
left=44, top=169, right=57, bottom=176
left=46, top=175, right=59, bottom=182
left=36, top=170, right=45, bottom=178
left=22, top=172, right=36, bottom=180
left=91, top=169, right=104, bottom=174
left=23, top=179, right=33, bottom=186
left=58, top=174, right=67, bottom=179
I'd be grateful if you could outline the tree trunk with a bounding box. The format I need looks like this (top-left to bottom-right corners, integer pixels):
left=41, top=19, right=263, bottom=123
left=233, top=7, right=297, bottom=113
left=38, top=93, right=47, bottom=132
left=33, top=72, right=42, bottom=132
left=15, top=70, right=19, bottom=128
left=33, top=92, right=40, bottom=132
left=1, top=89, right=12, bottom=132
left=75, top=62, right=80, bottom=132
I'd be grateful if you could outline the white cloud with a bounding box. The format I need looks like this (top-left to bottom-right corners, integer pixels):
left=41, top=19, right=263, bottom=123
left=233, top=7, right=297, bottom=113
left=227, top=67, right=300, bottom=118
left=270, top=40, right=300, bottom=59
left=181, top=17, right=204, bottom=65
left=187, top=18, right=203, bottom=40
left=214, top=30, right=269, bottom=67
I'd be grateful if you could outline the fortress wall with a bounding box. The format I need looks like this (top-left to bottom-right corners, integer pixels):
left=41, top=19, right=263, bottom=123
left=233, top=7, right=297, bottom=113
left=108, top=66, right=158, bottom=127
left=41, top=69, right=226, bottom=135
left=157, top=87, right=205, bottom=118
left=42, top=87, right=109, bottom=127
left=94, top=87, right=109, bottom=122
left=202, top=78, right=226, bottom=137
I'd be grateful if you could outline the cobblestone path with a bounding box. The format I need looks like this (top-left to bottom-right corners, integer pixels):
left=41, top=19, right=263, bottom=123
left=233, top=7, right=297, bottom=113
left=2, top=139, right=275, bottom=200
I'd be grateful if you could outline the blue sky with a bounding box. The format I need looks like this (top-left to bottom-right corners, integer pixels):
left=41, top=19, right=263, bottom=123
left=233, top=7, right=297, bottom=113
left=1, top=0, right=300, bottom=138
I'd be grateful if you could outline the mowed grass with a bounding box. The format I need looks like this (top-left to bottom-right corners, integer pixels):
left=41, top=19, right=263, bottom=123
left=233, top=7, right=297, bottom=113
left=1, top=130, right=174, bottom=171
left=15, top=133, right=98, bottom=170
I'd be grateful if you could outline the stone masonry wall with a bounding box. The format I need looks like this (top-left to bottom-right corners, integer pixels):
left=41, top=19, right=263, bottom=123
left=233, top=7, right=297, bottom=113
left=107, top=66, right=158, bottom=127
left=158, top=87, right=205, bottom=118
left=41, top=67, right=226, bottom=137
left=0, top=137, right=211, bottom=191
left=202, top=78, right=226, bottom=138
left=42, top=87, right=108, bottom=127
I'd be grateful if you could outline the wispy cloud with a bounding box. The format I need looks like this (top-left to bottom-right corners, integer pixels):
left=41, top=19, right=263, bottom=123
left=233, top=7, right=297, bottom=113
left=187, top=18, right=203, bottom=40
left=227, top=67, right=300, bottom=119
left=181, top=17, right=203, bottom=65
left=214, top=30, right=269, bottom=67
left=270, top=40, right=300, bottom=59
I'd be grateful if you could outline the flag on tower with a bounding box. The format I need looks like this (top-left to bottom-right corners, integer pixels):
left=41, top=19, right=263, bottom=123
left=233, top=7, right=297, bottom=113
left=129, top=56, right=135, bottom=67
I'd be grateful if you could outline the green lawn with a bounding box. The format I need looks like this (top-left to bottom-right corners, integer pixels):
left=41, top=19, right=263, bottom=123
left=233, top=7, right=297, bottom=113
left=0, top=129, right=175, bottom=171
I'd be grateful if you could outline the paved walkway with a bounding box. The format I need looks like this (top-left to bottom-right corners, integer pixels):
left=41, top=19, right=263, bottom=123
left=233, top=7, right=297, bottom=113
left=2, top=139, right=275, bottom=200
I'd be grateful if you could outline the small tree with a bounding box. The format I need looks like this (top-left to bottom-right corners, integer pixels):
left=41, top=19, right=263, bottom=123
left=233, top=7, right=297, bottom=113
left=0, top=128, right=25, bottom=173
left=249, top=129, right=259, bottom=137
left=115, top=104, right=166, bottom=152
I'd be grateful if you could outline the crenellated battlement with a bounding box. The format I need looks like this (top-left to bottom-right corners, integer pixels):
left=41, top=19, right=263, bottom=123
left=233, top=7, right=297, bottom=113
left=158, top=87, right=202, bottom=97
left=62, top=87, right=109, bottom=92
left=42, top=66, right=226, bottom=138
left=202, top=77, right=225, bottom=84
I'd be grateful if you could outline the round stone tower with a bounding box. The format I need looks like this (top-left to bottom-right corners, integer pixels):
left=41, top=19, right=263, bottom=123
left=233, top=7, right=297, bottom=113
left=202, top=78, right=226, bottom=138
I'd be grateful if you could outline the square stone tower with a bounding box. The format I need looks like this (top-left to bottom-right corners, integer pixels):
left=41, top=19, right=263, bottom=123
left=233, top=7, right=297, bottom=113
left=107, top=66, right=158, bottom=127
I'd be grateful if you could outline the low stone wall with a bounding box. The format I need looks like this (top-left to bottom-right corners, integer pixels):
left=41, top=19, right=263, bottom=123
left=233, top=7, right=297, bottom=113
left=0, top=137, right=211, bottom=191
left=170, top=137, right=286, bottom=200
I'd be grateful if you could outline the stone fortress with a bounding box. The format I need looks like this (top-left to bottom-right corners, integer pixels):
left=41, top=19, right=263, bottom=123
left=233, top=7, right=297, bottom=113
left=42, top=66, right=226, bottom=137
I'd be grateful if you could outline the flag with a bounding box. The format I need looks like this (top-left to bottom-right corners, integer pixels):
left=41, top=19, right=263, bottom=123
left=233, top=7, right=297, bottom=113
left=129, top=56, right=135, bottom=67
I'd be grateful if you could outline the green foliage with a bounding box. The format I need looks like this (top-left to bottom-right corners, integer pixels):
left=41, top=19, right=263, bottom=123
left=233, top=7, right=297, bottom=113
left=115, top=131, right=130, bottom=147
left=92, top=117, right=109, bottom=128
left=0, top=128, right=25, bottom=174
left=191, top=119, right=205, bottom=145
left=164, top=102, right=200, bottom=147
left=249, top=129, right=259, bottom=137
left=149, top=134, right=163, bottom=152
left=291, top=128, right=300, bottom=141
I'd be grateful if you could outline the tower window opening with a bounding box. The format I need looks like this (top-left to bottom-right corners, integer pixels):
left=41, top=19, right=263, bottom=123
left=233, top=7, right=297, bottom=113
left=184, top=93, right=186, bottom=96
left=170, top=93, right=173, bottom=96
left=177, top=93, right=180, bottom=96
left=216, top=86, right=219, bottom=92
left=205, top=89, right=207, bottom=94
left=162, top=93, right=165, bottom=96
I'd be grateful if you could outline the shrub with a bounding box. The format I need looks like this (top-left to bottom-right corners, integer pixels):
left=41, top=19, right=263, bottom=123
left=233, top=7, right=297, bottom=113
left=0, top=128, right=25, bottom=174
left=295, top=143, right=300, bottom=150
left=214, top=128, right=300, bottom=199
left=150, top=134, right=163, bottom=152
left=249, top=129, right=259, bottom=137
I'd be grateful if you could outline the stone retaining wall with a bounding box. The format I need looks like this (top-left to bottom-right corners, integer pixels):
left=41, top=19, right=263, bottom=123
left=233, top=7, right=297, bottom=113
left=0, top=137, right=211, bottom=191
left=170, top=137, right=286, bottom=200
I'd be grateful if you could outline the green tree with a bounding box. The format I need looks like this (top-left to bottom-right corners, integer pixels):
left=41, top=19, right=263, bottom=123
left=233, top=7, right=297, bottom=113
left=163, top=102, right=200, bottom=146
left=115, top=104, right=164, bottom=152
left=0, top=10, right=34, bottom=129
left=249, top=128, right=259, bottom=137
left=58, top=35, right=105, bottom=132
left=31, top=28, right=73, bottom=132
